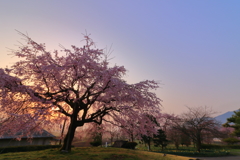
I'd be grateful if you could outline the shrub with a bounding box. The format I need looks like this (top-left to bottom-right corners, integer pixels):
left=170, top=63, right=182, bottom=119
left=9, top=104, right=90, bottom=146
left=122, top=142, right=138, bottom=149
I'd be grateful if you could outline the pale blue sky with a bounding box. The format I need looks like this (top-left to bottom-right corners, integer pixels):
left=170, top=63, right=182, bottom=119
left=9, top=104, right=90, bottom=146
left=1, top=0, right=240, bottom=115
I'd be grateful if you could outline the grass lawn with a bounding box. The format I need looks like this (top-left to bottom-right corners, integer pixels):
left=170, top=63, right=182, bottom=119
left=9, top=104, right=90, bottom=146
left=0, top=147, right=191, bottom=160
left=227, top=149, right=240, bottom=156
left=137, top=143, right=240, bottom=157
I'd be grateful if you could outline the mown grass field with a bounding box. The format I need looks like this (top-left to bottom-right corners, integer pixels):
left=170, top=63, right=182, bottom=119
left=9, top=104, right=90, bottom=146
left=137, top=143, right=240, bottom=157
left=0, top=147, right=191, bottom=160
left=227, top=149, right=240, bottom=156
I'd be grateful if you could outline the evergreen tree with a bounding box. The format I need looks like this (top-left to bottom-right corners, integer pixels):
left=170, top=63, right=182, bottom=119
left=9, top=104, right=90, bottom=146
left=153, top=129, right=168, bottom=150
left=223, top=109, right=240, bottom=137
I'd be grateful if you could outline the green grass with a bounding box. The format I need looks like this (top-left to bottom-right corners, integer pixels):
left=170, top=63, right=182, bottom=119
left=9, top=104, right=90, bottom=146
left=0, top=147, right=190, bottom=160
left=136, top=143, right=238, bottom=157
left=156, top=148, right=230, bottom=157
left=1, top=143, right=239, bottom=159
left=227, top=149, right=240, bottom=156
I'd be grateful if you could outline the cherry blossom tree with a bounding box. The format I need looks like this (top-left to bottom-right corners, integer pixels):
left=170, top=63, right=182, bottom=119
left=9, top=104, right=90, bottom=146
left=0, top=32, right=161, bottom=152
left=140, top=114, right=160, bottom=151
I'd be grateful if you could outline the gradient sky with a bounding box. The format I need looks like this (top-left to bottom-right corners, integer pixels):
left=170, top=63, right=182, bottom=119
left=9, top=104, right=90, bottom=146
left=1, top=0, right=240, bottom=115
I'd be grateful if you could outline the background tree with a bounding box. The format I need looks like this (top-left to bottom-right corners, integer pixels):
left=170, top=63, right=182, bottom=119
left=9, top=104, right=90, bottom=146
left=180, top=132, right=191, bottom=147
left=158, top=113, right=179, bottom=149
left=0, top=32, right=161, bottom=152
left=160, top=113, right=177, bottom=132
left=220, top=127, right=234, bottom=139
left=223, top=109, right=240, bottom=137
left=173, top=106, right=221, bottom=152
left=222, top=137, right=240, bottom=145
left=167, top=127, right=181, bottom=149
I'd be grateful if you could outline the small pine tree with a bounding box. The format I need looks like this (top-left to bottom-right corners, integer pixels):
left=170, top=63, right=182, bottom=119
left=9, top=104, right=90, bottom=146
left=153, top=129, right=168, bottom=151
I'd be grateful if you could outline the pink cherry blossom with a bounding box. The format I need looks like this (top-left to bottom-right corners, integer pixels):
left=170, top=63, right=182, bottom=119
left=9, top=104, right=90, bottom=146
left=0, top=32, right=162, bottom=151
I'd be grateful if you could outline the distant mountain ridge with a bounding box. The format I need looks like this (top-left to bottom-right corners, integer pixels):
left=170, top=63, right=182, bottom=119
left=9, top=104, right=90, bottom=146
left=214, top=110, right=237, bottom=124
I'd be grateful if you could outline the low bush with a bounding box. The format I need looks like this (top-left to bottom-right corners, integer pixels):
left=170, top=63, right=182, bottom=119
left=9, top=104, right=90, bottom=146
left=122, top=142, right=138, bottom=149
left=90, top=141, right=102, bottom=147
left=0, top=145, right=61, bottom=154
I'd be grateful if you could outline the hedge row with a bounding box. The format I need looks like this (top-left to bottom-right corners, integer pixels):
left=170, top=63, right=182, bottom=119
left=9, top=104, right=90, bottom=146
left=201, top=144, right=240, bottom=149
left=0, top=145, right=61, bottom=154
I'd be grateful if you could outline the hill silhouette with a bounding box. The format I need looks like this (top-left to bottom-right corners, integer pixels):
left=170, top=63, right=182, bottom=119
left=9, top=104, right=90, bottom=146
left=214, top=111, right=237, bottom=124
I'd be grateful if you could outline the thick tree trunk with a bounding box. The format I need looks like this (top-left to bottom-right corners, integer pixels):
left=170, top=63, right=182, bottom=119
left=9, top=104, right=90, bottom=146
left=60, top=108, right=79, bottom=152
left=196, top=141, right=201, bottom=152
left=175, top=141, right=179, bottom=150
left=196, top=134, right=201, bottom=152
left=147, top=141, right=151, bottom=151
left=60, top=104, right=81, bottom=152
left=130, top=133, right=134, bottom=142
left=60, top=123, right=77, bottom=152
